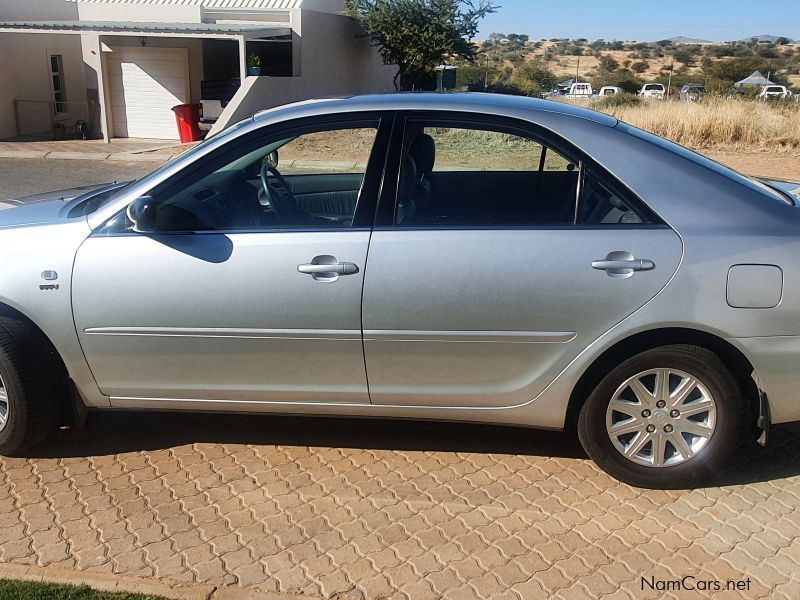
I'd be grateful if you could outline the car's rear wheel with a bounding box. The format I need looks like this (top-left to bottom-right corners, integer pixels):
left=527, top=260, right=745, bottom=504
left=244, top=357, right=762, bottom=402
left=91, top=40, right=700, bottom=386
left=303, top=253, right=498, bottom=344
left=0, top=317, right=64, bottom=456
left=578, top=345, right=747, bottom=488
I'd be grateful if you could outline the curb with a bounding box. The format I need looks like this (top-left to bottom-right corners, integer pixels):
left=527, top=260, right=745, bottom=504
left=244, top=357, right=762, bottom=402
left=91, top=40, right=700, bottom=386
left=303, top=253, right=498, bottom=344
left=0, top=562, right=324, bottom=600
left=0, top=150, right=174, bottom=163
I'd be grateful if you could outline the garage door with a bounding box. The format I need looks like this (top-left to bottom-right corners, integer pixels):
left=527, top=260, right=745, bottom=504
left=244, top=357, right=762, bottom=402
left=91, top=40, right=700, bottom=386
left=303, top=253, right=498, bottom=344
left=106, top=47, right=189, bottom=140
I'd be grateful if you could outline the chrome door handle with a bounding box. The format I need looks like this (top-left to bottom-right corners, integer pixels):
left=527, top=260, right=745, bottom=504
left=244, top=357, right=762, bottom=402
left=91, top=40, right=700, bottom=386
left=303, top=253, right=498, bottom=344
left=592, top=251, right=654, bottom=278
left=592, top=259, right=655, bottom=271
left=298, top=263, right=359, bottom=275
left=298, top=255, right=359, bottom=281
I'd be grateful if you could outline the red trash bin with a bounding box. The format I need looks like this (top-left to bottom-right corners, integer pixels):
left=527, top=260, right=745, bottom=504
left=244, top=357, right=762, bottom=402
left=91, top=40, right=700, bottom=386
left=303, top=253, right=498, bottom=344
left=171, top=104, right=203, bottom=143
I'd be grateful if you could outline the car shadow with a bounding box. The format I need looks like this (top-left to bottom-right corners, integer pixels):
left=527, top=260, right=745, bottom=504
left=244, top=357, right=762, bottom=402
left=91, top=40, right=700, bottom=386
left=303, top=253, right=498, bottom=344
left=32, top=411, right=587, bottom=460
left=27, top=411, right=800, bottom=488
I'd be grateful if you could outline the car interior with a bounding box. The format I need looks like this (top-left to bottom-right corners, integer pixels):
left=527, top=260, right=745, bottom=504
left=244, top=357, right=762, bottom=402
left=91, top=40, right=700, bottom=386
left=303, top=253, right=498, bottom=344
left=144, top=128, right=376, bottom=232
left=133, top=121, right=645, bottom=233
left=395, top=125, right=645, bottom=227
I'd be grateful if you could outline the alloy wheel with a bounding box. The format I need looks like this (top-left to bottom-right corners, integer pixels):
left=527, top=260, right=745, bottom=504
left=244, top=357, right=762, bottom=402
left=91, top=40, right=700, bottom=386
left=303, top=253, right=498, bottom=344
left=606, top=368, right=717, bottom=467
left=0, top=373, right=8, bottom=433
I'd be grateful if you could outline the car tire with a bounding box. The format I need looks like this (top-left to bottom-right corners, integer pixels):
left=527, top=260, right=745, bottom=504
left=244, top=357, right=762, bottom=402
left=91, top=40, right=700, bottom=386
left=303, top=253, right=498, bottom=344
left=577, top=345, right=747, bottom=489
left=0, top=317, right=64, bottom=456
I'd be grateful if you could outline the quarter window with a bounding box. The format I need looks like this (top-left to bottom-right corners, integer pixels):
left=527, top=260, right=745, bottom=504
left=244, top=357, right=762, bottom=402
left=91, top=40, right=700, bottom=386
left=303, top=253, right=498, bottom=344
left=579, top=170, right=645, bottom=224
left=50, top=55, right=67, bottom=114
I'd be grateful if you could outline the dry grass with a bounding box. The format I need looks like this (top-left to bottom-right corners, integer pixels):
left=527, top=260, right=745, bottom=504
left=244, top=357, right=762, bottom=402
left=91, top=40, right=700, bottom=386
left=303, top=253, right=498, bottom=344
left=595, top=98, right=800, bottom=151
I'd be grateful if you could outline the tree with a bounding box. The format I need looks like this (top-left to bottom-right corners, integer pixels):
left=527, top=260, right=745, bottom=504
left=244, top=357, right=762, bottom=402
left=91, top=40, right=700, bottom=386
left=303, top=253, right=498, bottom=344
left=511, top=60, right=558, bottom=95
left=630, top=61, right=649, bottom=73
left=346, top=0, right=498, bottom=91
left=598, top=54, right=619, bottom=72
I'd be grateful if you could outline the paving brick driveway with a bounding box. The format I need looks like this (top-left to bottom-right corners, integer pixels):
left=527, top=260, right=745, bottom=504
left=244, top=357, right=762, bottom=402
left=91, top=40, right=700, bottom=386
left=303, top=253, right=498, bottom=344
left=1, top=412, right=799, bottom=599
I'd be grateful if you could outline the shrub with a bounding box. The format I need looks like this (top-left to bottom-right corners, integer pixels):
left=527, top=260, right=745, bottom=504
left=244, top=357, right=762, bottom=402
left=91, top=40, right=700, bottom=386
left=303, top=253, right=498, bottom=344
left=592, top=93, right=642, bottom=110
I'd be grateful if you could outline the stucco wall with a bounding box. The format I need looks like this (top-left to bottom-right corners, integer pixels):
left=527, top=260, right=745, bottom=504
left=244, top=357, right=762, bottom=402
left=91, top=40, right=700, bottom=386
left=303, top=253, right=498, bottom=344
left=0, top=0, right=87, bottom=138
left=0, top=0, right=78, bottom=20
left=210, top=9, right=394, bottom=134
left=76, top=2, right=203, bottom=23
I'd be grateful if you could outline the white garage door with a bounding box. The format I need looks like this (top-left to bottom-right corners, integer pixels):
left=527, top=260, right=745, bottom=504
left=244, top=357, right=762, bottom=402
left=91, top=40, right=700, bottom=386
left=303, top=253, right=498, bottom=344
left=106, top=47, right=189, bottom=140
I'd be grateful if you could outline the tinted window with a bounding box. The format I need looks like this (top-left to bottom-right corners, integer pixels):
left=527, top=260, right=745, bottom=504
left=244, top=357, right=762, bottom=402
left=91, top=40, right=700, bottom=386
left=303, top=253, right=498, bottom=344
left=396, top=123, right=579, bottom=226
left=141, top=125, right=379, bottom=231
left=580, top=170, right=646, bottom=224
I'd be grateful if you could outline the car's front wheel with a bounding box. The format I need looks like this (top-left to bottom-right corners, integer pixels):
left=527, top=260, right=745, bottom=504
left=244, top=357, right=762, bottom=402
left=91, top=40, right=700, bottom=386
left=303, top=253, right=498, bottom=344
left=0, top=317, right=64, bottom=455
left=578, top=345, right=747, bottom=488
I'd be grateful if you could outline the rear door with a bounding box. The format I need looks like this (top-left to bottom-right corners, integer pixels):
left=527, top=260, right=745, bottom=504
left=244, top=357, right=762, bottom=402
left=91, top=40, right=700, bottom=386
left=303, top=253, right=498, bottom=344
left=361, top=114, right=682, bottom=407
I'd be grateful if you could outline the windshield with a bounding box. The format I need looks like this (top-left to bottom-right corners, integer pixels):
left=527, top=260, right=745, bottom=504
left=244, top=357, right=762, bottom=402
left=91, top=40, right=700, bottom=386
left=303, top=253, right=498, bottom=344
left=616, top=121, right=793, bottom=206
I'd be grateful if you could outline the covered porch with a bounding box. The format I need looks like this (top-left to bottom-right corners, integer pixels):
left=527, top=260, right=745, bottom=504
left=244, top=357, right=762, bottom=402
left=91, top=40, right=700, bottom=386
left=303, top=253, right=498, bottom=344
left=0, top=20, right=293, bottom=142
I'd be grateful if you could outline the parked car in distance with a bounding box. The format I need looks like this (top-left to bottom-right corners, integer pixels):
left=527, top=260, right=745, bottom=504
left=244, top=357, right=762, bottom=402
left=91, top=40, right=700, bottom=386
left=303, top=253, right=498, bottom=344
left=639, top=83, right=666, bottom=99
left=680, top=83, right=705, bottom=101
left=1, top=93, right=799, bottom=489
left=758, top=85, right=792, bottom=100
left=598, top=86, right=623, bottom=97
left=198, top=78, right=240, bottom=132
left=564, top=82, right=593, bottom=98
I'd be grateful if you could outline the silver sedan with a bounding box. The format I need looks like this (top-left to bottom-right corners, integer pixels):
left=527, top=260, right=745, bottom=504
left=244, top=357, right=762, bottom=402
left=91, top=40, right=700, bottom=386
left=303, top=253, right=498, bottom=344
left=0, top=93, right=798, bottom=488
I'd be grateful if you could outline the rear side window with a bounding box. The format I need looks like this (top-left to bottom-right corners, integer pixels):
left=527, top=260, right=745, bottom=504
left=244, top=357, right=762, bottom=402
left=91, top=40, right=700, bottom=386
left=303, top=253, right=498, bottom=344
left=395, top=122, right=579, bottom=226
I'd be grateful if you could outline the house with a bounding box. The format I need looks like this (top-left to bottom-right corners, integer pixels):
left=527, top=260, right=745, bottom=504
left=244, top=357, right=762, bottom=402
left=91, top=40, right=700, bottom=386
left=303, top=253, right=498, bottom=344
left=0, top=0, right=395, bottom=141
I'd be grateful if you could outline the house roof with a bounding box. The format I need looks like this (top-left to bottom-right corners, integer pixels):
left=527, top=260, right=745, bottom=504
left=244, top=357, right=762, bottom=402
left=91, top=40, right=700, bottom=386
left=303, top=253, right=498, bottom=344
left=0, top=20, right=291, bottom=38
left=65, top=0, right=304, bottom=7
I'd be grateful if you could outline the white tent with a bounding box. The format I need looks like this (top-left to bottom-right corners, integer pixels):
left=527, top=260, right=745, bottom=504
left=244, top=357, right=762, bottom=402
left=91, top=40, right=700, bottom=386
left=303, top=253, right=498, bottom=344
left=735, top=70, right=774, bottom=87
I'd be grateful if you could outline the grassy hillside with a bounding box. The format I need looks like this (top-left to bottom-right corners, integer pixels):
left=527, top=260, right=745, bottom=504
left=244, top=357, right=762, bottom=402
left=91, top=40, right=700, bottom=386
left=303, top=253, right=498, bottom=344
left=457, top=36, right=800, bottom=96
left=593, top=97, right=800, bottom=151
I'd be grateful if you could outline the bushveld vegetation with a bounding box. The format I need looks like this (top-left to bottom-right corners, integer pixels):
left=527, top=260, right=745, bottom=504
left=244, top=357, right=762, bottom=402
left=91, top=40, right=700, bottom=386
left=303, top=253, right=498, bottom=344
left=456, top=35, right=800, bottom=98
left=451, top=36, right=800, bottom=151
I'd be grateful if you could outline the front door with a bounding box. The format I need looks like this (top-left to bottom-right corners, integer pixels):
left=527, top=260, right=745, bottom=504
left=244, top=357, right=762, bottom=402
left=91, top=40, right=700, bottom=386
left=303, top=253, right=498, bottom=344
left=72, top=117, right=388, bottom=405
left=362, top=117, right=683, bottom=407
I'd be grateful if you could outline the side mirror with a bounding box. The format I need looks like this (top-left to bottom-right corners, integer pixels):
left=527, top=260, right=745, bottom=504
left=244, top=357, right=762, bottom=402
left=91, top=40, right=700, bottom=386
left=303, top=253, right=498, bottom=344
left=127, top=195, right=157, bottom=232
left=264, top=150, right=278, bottom=169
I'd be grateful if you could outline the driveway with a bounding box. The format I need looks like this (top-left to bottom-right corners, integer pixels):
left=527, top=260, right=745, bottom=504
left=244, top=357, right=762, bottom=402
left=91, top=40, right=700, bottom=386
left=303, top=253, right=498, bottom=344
left=0, top=158, right=158, bottom=201
left=1, top=412, right=799, bottom=599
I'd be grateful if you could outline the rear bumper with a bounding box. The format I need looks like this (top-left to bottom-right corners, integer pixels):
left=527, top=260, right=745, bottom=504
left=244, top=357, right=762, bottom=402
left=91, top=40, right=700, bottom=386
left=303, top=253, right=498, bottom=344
left=198, top=119, right=216, bottom=131
left=732, top=335, right=800, bottom=424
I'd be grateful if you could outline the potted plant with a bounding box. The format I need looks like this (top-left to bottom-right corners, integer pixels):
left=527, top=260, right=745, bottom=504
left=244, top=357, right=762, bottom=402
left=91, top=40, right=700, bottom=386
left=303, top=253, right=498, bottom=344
left=52, top=121, right=67, bottom=140
left=247, top=52, right=262, bottom=76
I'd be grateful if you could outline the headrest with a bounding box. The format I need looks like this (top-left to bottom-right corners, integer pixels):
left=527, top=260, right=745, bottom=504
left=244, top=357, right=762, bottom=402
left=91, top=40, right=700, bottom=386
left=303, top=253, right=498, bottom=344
left=408, top=134, right=436, bottom=176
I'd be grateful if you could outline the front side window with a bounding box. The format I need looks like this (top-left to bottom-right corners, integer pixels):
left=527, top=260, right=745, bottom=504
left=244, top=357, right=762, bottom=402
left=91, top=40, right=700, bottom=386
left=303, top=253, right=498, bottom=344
left=50, top=55, right=67, bottom=114
left=130, top=123, right=379, bottom=232
left=395, top=123, right=579, bottom=226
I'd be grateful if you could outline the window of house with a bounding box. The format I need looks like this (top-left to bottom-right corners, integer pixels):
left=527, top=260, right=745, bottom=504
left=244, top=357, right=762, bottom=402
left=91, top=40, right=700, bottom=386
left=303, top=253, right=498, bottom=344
left=50, top=55, right=67, bottom=114
left=395, top=123, right=579, bottom=226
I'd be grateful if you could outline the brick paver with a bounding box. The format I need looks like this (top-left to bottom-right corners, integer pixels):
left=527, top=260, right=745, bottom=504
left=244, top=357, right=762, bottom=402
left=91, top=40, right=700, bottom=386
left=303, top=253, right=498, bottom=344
left=1, top=412, right=798, bottom=599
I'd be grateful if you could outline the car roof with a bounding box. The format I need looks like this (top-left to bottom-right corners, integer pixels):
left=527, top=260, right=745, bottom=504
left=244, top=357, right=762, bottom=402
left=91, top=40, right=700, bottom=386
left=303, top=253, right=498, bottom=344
left=252, top=92, right=618, bottom=128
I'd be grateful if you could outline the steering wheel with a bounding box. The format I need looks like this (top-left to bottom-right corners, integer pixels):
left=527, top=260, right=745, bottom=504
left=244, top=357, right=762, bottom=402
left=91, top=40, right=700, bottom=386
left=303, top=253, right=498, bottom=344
left=259, top=164, right=297, bottom=222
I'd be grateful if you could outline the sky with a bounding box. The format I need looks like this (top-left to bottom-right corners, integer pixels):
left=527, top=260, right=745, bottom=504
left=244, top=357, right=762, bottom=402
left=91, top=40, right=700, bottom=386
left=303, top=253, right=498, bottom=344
left=476, top=0, right=800, bottom=42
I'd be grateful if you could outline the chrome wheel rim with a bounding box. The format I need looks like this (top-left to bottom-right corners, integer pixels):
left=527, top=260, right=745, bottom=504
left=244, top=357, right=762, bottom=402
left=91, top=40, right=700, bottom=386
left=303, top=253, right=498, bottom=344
left=606, top=368, right=717, bottom=468
left=0, top=374, right=8, bottom=433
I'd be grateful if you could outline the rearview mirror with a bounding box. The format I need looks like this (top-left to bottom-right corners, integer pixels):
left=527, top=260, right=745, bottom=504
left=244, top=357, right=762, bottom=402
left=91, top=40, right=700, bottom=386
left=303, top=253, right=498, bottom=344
left=127, top=196, right=157, bottom=232
left=264, top=150, right=278, bottom=169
